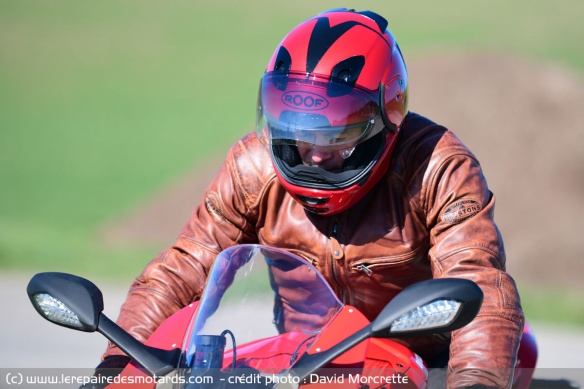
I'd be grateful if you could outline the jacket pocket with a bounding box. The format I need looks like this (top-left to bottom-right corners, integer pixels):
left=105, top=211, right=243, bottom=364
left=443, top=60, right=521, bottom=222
left=350, top=242, right=429, bottom=277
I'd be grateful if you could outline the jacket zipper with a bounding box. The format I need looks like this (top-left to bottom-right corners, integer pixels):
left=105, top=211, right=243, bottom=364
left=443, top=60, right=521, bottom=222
left=329, top=221, right=346, bottom=301
left=354, top=263, right=373, bottom=277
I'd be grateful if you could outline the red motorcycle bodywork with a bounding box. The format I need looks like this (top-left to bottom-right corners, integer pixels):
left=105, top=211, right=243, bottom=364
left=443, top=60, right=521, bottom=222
left=108, top=304, right=427, bottom=388
left=108, top=303, right=537, bottom=389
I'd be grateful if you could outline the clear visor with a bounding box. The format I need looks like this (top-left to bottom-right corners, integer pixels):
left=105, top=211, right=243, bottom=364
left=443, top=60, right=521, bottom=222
left=256, top=72, right=383, bottom=153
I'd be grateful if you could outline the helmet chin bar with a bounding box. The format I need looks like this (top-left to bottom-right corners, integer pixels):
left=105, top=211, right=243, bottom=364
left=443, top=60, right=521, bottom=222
left=272, top=128, right=398, bottom=215
left=271, top=130, right=386, bottom=191
left=286, top=164, right=363, bottom=187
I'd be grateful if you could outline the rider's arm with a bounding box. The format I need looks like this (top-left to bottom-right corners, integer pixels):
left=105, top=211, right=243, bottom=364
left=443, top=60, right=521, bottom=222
left=423, top=135, right=524, bottom=389
left=101, top=133, right=269, bottom=361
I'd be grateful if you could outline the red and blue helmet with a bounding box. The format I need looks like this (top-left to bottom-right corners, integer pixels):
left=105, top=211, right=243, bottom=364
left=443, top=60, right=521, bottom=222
left=256, top=9, right=408, bottom=215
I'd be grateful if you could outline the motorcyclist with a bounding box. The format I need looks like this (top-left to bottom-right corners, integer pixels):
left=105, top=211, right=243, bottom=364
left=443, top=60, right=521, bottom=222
left=92, top=8, right=526, bottom=389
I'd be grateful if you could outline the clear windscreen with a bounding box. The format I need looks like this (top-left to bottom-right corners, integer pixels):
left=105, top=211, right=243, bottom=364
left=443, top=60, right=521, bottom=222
left=178, top=245, right=344, bottom=383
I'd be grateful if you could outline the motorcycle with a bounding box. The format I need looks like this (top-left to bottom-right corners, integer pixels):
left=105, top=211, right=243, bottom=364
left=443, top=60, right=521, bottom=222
left=25, top=244, right=572, bottom=389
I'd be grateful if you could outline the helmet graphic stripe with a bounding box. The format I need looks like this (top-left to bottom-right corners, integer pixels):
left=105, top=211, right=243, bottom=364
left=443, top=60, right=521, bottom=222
left=306, top=18, right=359, bottom=74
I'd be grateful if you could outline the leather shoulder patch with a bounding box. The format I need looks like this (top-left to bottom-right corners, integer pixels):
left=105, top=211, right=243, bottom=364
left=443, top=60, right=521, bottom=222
left=440, top=199, right=482, bottom=224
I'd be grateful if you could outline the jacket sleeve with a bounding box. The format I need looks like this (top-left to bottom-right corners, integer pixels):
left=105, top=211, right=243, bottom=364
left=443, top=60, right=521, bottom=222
left=102, top=136, right=266, bottom=360
left=424, top=141, right=524, bottom=388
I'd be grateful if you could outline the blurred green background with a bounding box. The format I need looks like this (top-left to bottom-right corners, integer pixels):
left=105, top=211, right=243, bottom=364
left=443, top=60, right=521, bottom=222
left=1, top=1, right=583, bottom=325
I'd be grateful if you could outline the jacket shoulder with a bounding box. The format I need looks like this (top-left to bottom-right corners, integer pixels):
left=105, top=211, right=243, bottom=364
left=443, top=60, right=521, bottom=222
left=392, top=112, right=482, bottom=210
left=395, top=112, right=476, bottom=163
left=226, top=132, right=277, bottom=208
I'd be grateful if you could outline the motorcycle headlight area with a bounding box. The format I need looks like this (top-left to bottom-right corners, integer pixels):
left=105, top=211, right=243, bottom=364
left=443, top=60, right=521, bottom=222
left=390, top=299, right=462, bottom=332
left=32, top=293, right=84, bottom=330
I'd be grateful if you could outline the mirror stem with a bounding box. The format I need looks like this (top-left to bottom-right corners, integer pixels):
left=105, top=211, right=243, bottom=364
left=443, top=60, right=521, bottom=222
left=98, top=313, right=180, bottom=377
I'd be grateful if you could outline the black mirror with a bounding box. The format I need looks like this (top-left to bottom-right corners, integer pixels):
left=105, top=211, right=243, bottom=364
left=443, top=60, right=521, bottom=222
left=27, top=272, right=180, bottom=377
left=289, top=278, right=483, bottom=381
left=27, top=272, right=103, bottom=332
left=371, top=277, right=483, bottom=337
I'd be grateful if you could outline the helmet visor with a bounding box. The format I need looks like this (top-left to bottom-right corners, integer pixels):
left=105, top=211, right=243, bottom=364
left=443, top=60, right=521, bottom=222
left=256, top=72, right=383, bottom=152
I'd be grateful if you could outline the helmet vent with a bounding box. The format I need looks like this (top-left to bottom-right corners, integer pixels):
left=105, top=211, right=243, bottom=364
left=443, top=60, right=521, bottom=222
left=296, top=194, right=330, bottom=205
left=274, top=46, right=291, bottom=72
left=272, top=46, right=292, bottom=91
left=329, top=56, right=365, bottom=97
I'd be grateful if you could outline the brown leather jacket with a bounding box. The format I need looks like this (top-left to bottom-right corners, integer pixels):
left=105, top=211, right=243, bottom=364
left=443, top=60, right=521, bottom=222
left=104, top=112, right=524, bottom=388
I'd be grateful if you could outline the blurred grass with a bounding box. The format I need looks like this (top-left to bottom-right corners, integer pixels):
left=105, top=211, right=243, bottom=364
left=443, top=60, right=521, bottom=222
left=1, top=0, right=584, bottom=324
left=519, top=284, right=584, bottom=326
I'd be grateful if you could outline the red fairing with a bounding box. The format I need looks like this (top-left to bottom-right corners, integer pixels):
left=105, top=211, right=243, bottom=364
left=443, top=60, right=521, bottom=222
left=221, top=305, right=426, bottom=388
left=222, top=331, right=316, bottom=374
